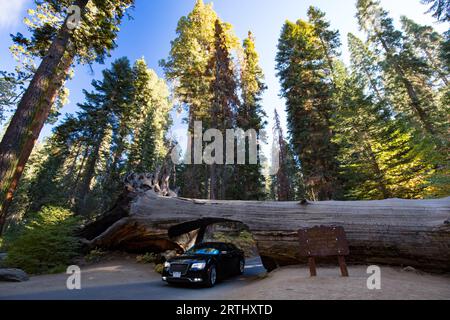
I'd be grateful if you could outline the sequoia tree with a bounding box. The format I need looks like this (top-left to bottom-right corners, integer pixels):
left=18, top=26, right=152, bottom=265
left=276, top=11, right=341, bottom=201
left=0, top=0, right=134, bottom=234
left=232, top=32, right=267, bottom=200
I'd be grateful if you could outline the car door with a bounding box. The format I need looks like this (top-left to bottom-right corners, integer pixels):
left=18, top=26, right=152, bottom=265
left=219, top=244, right=234, bottom=276
left=227, top=244, right=240, bottom=272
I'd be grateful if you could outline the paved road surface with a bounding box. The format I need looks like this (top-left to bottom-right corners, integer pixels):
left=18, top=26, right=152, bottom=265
left=0, top=257, right=266, bottom=300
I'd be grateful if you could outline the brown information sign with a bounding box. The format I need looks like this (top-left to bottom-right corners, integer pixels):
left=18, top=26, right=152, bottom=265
left=298, top=226, right=350, bottom=277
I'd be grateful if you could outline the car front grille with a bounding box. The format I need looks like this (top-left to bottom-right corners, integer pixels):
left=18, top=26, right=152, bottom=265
left=170, top=263, right=189, bottom=275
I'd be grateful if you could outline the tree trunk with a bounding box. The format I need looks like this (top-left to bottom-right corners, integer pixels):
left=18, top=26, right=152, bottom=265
left=378, top=36, right=436, bottom=136
left=76, top=133, right=104, bottom=215
left=79, top=182, right=450, bottom=273
left=0, top=0, right=89, bottom=234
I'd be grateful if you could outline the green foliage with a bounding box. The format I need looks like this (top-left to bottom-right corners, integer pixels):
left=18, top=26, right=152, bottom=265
left=0, top=70, right=31, bottom=125
left=421, top=0, right=450, bottom=22
left=13, top=57, right=172, bottom=218
left=273, top=1, right=448, bottom=201
left=276, top=9, right=342, bottom=201
left=127, top=59, right=172, bottom=173
left=4, top=206, right=80, bottom=274
left=154, top=264, right=165, bottom=274
left=161, top=0, right=221, bottom=124
left=212, top=230, right=256, bottom=257
left=85, top=248, right=107, bottom=264
left=136, top=253, right=159, bottom=264
left=232, top=32, right=267, bottom=201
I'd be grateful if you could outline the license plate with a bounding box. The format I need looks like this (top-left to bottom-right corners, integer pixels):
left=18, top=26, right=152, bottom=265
left=173, top=272, right=181, bottom=278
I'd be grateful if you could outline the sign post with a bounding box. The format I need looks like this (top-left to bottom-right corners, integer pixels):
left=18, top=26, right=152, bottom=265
left=298, top=226, right=350, bottom=277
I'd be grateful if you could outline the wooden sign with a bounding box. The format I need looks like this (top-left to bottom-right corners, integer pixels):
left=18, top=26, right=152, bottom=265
left=298, top=226, right=349, bottom=277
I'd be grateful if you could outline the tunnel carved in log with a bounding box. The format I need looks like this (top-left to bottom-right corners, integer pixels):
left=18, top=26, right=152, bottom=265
left=79, top=188, right=450, bottom=272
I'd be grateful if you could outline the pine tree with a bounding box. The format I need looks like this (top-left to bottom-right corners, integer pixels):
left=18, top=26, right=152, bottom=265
left=98, top=58, right=135, bottom=211
left=0, top=0, right=134, bottom=233
left=333, top=63, right=433, bottom=199
left=207, top=19, right=240, bottom=200
left=401, top=16, right=449, bottom=86
left=276, top=16, right=341, bottom=201
left=161, top=0, right=218, bottom=199
left=161, top=0, right=239, bottom=199
left=347, top=33, right=390, bottom=109
left=307, top=7, right=341, bottom=82
left=27, top=117, right=80, bottom=212
left=22, top=58, right=172, bottom=217
left=0, top=70, right=31, bottom=125
left=421, top=0, right=450, bottom=22
left=127, top=59, right=172, bottom=174
left=233, top=32, right=267, bottom=200
left=270, top=109, right=301, bottom=201
left=356, top=0, right=442, bottom=137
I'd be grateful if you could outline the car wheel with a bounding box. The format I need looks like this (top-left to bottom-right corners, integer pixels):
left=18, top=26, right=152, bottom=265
left=206, top=265, right=217, bottom=288
left=237, top=258, right=245, bottom=275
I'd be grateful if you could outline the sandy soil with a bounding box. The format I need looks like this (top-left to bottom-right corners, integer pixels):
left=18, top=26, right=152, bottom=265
left=227, top=265, right=450, bottom=300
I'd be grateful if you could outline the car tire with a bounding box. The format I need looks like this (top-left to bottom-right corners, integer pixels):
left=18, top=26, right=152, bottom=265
left=237, top=258, right=245, bottom=275
left=205, top=265, right=217, bottom=288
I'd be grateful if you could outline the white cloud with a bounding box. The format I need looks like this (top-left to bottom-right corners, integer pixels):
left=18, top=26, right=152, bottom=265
left=0, top=0, right=29, bottom=29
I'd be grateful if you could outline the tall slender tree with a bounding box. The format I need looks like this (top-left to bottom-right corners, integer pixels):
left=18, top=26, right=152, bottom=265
left=271, top=109, right=299, bottom=201
left=276, top=14, right=341, bottom=201
left=0, top=0, right=134, bottom=233
left=401, top=16, right=449, bottom=86
left=161, top=0, right=239, bottom=199
left=161, top=0, right=218, bottom=199
left=356, top=0, right=441, bottom=137
left=207, top=20, right=240, bottom=200
left=232, top=32, right=267, bottom=200
left=333, top=62, right=433, bottom=199
left=127, top=59, right=172, bottom=174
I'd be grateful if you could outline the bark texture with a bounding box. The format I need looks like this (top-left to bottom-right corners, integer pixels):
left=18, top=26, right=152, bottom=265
left=0, top=0, right=89, bottom=234
left=80, top=177, right=450, bottom=272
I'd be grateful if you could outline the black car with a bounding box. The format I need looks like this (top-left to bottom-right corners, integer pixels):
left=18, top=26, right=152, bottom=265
left=162, top=242, right=245, bottom=287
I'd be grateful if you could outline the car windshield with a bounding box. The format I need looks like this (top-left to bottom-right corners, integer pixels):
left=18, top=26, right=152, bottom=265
left=186, top=247, right=220, bottom=255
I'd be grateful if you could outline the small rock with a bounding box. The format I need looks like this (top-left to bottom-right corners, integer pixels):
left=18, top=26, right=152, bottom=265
left=402, top=266, right=423, bottom=275
left=0, top=268, right=29, bottom=282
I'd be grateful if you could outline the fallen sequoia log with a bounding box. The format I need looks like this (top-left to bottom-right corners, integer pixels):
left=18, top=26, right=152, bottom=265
left=79, top=174, right=450, bottom=272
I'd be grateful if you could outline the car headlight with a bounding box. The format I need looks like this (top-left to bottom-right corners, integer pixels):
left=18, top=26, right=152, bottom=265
left=190, top=262, right=206, bottom=270
left=164, top=261, right=171, bottom=268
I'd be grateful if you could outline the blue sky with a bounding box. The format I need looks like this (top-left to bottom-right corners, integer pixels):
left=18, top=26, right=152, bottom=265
left=0, top=0, right=447, bottom=145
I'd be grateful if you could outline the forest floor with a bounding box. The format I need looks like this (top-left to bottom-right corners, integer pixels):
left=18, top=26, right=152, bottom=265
left=227, top=264, right=450, bottom=300
left=0, top=255, right=449, bottom=300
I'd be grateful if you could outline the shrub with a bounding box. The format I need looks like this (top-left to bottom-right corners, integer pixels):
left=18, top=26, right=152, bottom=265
left=154, top=264, right=164, bottom=274
left=136, top=252, right=159, bottom=264
left=85, top=248, right=107, bottom=263
left=4, top=206, right=81, bottom=275
left=212, top=230, right=257, bottom=257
